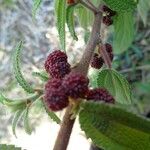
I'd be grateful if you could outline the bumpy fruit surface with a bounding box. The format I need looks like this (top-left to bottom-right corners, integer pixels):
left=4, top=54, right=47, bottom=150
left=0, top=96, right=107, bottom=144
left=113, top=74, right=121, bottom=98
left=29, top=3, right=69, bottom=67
left=91, top=53, right=104, bottom=69
left=44, top=89, right=69, bottom=111
left=86, top=88, right=115, bottom=103
left=62, top=72, right=89, bottom=99
left=45, top=78, right=62, bottom=90
left=44, top=79, right=68, bottom=111
left=102, top=16, right=113, bottom=26
left=44, top=50, right=67, bottom=73
left=49, top=61, right=71, bottom=78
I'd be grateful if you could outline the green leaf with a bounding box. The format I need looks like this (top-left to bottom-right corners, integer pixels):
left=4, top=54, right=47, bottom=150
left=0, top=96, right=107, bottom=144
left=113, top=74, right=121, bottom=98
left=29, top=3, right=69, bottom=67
left=32, top=71, right=49, bottom=81
left=23, top=107, right=32, bottom=135
left=137, top=0, right=150, bottom=26
left=103, top=0, right=138, bottom=12
left=113, top=12, right=134, bottom=54
left=66, top=5, right=78, bottom=41
left=32, top=0, right=42, bottom=19
left=0, top=144, right=22, bottom=150
left=12, top=109, right=25, bottom=138
left=43, top=101, right=61, bottom=124
left=75, top=4, right=93, bottom=29
left=55, top=0, right=66, bottom=51
left=97, top=69, right=132, bottom=104
left=13, top=41, right=34, bottom=93
left=79, top=101, right=150, bottom=150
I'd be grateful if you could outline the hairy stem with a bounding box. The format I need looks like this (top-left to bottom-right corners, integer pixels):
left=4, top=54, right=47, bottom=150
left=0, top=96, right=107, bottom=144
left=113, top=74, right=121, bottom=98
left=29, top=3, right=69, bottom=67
left=53, top=10, right=102, bottom=150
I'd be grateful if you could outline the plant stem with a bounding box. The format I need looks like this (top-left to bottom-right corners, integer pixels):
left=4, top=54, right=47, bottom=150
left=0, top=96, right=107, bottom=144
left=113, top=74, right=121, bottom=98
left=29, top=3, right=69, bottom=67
left=53, top=9, right=102, bottom=150
left=99, top=44, right=112, bottom=69
left=80, top=0, right=98, bottom=13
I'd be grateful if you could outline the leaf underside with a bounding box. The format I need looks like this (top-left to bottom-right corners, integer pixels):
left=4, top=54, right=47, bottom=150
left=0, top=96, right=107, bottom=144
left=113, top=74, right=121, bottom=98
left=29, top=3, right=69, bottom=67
left=13, top=41, right=34, bottom=93
left=55, top=0, right=66, bottom=51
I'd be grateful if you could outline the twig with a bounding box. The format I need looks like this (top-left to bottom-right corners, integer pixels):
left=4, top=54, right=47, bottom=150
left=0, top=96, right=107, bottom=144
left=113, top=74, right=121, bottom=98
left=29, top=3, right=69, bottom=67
left=79, top=0, right=98, bottom=13
left=53, top=8, right=102, bottom=150
left=98, top=44, right=112, bottom=69
left=86, top=0, right=99, bottom=12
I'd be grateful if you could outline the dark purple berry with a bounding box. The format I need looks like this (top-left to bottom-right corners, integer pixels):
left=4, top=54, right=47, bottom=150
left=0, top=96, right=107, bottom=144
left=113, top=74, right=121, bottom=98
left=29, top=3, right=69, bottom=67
left=62, top=72, right=89, bottom=99
left=45, top=50, right=67, bottom=73
left=44, top=79, right=68, bottom=111
left=49, top=61, right=71, bottom=78
left=105, top=43, right=113, bottom=53
left=91, top=53, right=104, bottom=69
left=44, top=89, right=69, bottom=111
left=102, top=16, right=113, bottom=26
left=45, top=78, right=62, bottom=90
left=101, top=5, right=116, bottom=17
left=86, top=88, right=115, bottom=103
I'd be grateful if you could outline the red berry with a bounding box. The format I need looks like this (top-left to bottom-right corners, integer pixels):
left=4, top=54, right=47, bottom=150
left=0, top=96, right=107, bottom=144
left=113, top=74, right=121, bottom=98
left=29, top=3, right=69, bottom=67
left=44, top=50, right=67, bottom=73
left=86, top=88, right=115, bottom=103
left=44, top=79, right=68, bottom=111
left=44, top=89, right=69, bottom=111
left=62, top=72, right=89, bottom=99
left=102, top=16, right=113, bottom=26
left=91, top=53, right=104, bottom=69
left=45, top=78, right=62, bottom=90
left=49, top=61, right=71, bottom=78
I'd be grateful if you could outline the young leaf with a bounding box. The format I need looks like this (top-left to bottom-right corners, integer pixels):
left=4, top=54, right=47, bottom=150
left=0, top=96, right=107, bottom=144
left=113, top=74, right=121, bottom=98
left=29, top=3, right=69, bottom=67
left=113, top=12, right=134, bottom=54
left=32, top=0, right=42, bottom=19
left=42, top=101, right=61, bottom=124
left=97, top=69, right=132, bottom=104
left=0, top=144, right=22, bottom=150
left=55, top=0, right=66, bottom=51
left=79, top=101, right=150, bottom=150
left=66, top=5, right=78, bottom=41
left=103, top=0, right=138, bottom=12
left=23, top=107, right=32, bottom=135
left=13, top=41, right=34, bottom=93
left=32, top=71, right=49, bottom=81
left=12, top=109, right=25, bottom=138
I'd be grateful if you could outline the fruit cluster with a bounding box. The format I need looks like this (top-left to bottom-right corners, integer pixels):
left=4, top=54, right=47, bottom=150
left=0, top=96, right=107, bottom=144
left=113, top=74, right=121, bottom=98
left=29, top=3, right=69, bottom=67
left=101, top=5, right=116, bottom=26
left=91, top=43, right=114, bottom=69
left=44, top=50, right=115, bottom=111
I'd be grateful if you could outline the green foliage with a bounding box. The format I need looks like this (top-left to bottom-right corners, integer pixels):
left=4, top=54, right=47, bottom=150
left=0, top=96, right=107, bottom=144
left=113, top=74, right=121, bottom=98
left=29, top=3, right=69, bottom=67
left=13, top=41, right=34, bottom=93
left=66, top=5, right=78, bottom=41
left=0, top=144, right=22, bottom=150
left=43, top=101, right=61, bottom=124
left=75, top=4, right=94, bottom=29
left=97, top=69, right=132, bottom=104
left=113, top=12, right=134, bottom=54
left=79, top=101, right=150, bottom=150
left=103, top=0, right=138, bottom=12
left=32, top=0, right=42, bottom=19
left=12, top=109, right=25, bottom=138
left=55, top=0, right=66, bottom=51
left=32, top=71, right=49, bottom=81
left=23, top=107, right=32, bottom=135
left=137, top=0, right=150, bottom=26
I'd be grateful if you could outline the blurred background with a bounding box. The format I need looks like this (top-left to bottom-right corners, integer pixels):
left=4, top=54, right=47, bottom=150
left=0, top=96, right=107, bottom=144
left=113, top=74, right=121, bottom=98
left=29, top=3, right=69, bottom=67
left=0, top=0, right=150, bottom=150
